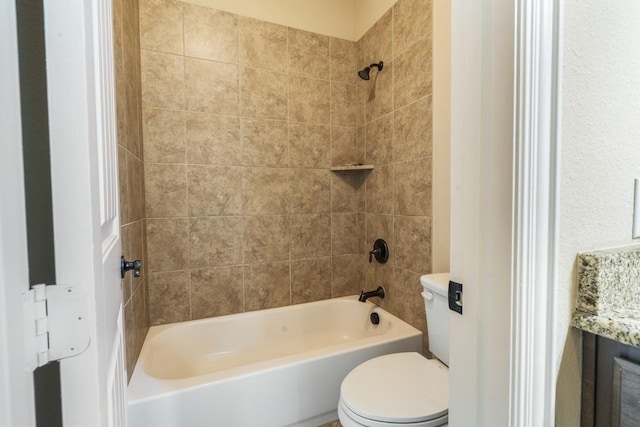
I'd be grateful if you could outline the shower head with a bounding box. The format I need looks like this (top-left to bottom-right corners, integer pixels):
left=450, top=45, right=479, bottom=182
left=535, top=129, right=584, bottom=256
left=358, top=61, right=384, bottom=80
left=358, top=67, right=371, bottom=80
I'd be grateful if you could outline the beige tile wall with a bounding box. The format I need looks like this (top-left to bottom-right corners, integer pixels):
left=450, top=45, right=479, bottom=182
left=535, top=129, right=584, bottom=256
left=138, top=0, right=436, bottom=357
left=113, top=0, right=149, bottom=380
left=357, top=0, right=434, bottom=355
left=139, top=0, right=365, bottom=326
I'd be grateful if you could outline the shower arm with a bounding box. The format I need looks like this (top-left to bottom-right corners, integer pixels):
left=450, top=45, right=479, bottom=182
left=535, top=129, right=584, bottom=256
left=368, top=61, right=383, bottom=72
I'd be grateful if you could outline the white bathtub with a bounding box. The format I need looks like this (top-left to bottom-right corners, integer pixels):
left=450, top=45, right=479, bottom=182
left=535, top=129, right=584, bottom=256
left=127, top=296, right=422, bottom=427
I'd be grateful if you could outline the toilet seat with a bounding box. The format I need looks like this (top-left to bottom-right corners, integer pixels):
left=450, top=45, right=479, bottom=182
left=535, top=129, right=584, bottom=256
left=338, top=402, right=448, bottom=427
left=339, top=352, right=449, bottom=426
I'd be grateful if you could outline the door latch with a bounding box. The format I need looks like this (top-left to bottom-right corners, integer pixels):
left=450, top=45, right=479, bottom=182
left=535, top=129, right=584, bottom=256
left=448, top=280, right=463, bottom=314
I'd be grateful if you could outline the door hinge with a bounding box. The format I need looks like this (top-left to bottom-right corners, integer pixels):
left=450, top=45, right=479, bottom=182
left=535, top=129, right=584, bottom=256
left=23, top=284, right=90, bottom=371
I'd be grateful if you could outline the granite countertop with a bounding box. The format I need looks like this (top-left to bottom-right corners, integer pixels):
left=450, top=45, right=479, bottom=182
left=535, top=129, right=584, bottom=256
left=571, top=245, right=640, bottom=347
left=572, top=312, right=640, bottom=347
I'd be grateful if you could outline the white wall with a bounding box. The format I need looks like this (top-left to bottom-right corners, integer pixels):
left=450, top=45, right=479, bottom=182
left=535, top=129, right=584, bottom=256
left=354, top=0, right=397, bottom=40
left=432, top=0, right=451, bottom=273
left=182, top=0, right=356, bottom=39
left=556, top=1, right=640, bottom=425
left=183, top=0, right=397, bottom=41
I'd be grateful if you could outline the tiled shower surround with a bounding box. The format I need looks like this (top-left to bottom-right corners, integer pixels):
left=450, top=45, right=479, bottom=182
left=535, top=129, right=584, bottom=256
left=113, top=0, right=149, bottom=379
left=139, top=0, right=435, bottom=352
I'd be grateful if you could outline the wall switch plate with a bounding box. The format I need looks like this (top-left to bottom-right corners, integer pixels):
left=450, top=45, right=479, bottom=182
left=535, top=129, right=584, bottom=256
left=634, top=178, right=640, bottom=239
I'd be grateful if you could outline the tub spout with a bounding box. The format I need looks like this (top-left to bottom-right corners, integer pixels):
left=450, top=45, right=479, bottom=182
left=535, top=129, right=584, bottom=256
left=358, top=286, right=385, bottom=303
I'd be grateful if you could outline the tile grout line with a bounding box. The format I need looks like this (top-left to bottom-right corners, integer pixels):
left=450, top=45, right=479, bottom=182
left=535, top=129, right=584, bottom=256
left=180, top=10, right=193, bottom=322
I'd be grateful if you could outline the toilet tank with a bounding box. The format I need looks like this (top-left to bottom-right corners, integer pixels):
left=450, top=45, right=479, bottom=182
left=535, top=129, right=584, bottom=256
left=420, top=273, right=450, bottom=366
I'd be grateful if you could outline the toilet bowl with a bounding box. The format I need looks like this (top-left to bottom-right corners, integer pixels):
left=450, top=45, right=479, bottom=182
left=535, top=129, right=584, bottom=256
left=338, top=274, right=451, bottom=427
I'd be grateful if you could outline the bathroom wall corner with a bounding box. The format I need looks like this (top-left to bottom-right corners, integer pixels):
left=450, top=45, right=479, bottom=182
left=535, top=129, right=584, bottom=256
left=114, top=0, right=149, bottom=381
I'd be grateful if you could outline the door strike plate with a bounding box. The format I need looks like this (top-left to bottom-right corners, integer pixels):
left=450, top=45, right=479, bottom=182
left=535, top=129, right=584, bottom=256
left=448, top=280, right=463, bottom=315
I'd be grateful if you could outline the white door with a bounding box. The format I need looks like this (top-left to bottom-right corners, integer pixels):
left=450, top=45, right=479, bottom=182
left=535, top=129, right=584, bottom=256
left=43, top=0, right=127, bottom=425
left=0, top=0, right=125, bottom=425
left=3, top=0, right=558, bottom=426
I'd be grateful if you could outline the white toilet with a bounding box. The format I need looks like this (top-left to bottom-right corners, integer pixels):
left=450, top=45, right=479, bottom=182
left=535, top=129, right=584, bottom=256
left=338, top=273, right=451, bottom=427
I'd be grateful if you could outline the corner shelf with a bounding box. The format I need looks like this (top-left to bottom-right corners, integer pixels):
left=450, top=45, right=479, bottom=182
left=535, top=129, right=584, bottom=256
left=330, top=164, right=374, bottom=171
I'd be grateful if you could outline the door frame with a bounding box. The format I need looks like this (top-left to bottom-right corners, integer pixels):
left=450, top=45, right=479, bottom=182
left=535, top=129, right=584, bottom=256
left=449, top=0, right=562, bottom=425
left=1, top=0, right=563, bottom=425
left=510, top=0, right=563, bottom=425
left=0, top=2, right=36, bottom=426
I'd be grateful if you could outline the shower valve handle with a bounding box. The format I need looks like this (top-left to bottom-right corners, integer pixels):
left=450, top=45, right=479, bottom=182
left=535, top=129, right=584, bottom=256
left=368, top=239, right=389, bottom=264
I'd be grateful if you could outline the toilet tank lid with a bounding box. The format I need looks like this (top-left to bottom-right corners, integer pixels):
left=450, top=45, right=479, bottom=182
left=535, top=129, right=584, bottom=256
left=420, top=273, right=450, bottom=296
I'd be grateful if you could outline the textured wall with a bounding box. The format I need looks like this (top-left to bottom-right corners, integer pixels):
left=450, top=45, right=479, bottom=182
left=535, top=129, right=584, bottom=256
left=113, top=0, right=149, bottom=380
left=556, top=2, right=640, bottom=425
left=139, top=0, right=365, bottom=325
left=431, top=0, right=451, bottom=274
left=356, top=0, right=434, bottom=354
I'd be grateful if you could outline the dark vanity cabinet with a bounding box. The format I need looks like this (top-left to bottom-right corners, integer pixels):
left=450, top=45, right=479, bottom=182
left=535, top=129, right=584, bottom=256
left=582, top=332, right=640, bottom=427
